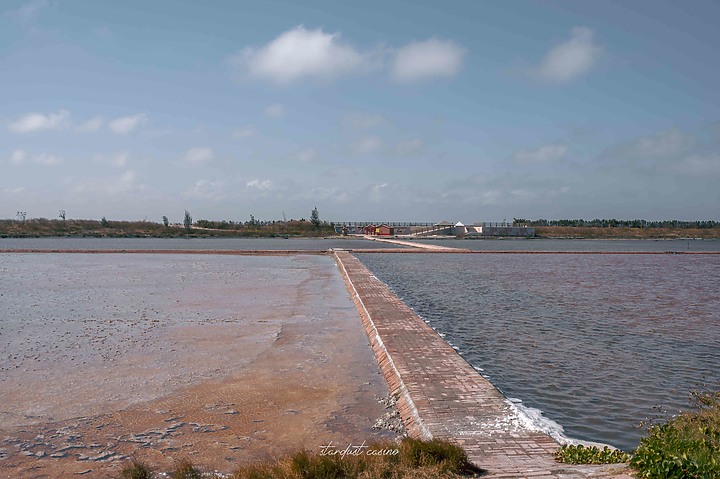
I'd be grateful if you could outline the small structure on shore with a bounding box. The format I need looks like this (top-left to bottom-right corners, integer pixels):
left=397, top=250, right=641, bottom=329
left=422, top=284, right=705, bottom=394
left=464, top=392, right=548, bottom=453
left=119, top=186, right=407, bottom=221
left=333, top=221, right=535, bottom=238
left=469, top=224, right=535, bottom=237
left=453, top=222, right=467, bottom=237
left=376, top=224, right=394, bottom=236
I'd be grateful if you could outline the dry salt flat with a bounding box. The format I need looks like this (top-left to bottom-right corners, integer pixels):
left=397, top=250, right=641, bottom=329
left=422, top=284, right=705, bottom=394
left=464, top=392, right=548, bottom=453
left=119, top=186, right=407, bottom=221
left=0, top=252, right=395, bottom=478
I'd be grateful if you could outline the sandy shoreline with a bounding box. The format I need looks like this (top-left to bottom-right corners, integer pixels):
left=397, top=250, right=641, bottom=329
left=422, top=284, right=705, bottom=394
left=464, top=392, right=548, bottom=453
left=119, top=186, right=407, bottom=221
left=0, top=254, right=396, bottom=478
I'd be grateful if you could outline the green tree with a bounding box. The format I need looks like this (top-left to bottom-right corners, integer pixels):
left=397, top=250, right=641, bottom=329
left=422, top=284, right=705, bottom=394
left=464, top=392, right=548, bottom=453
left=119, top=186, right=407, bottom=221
left=162, top=215, right=169, bottom=227
left=311, top=206, right=321, bottom=229
left=183, top=210, right=192, bottom=233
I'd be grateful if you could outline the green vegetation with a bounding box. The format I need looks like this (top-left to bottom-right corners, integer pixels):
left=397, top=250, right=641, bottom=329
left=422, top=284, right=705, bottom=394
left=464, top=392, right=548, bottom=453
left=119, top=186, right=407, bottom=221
left=630, top=390, right=720, bottom=479
left=311, top=206, right=321, bottom=229
left=0, top=215, right=336, bottom=238
left=555, top=389, right=720, bottom=479
left=514, top=218, right=720, bottom=229
left=555, top=444, right=629, bottom=465
left=183, top=209, right=193, bottom=233
left=511, top=218, right=720, bottom=239
left=118, top=438, right=482, bottom=479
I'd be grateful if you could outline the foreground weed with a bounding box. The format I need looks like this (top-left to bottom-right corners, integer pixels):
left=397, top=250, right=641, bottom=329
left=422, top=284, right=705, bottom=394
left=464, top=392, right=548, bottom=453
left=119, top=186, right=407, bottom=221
left=121, top=459, right=154, bottom=479
left=555, top=444, right=629, bottom=465
left=231, top=438, right=482, bottom=479
left=630, top=389, right=720, bottom=479
left=172, top=458, right=203, bottom=479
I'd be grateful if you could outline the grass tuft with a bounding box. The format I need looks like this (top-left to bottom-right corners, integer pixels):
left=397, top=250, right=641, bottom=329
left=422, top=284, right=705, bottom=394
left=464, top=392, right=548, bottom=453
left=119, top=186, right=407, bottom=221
left=120, top=459, right=154, bottom=479
left=230, top=438, right=482, bottom=479
left=171, top=458, right=204, bottom=479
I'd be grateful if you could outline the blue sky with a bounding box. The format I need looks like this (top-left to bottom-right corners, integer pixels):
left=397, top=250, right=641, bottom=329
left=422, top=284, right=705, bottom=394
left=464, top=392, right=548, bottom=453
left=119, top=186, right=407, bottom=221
left=2, top=0, right=719, bottom=223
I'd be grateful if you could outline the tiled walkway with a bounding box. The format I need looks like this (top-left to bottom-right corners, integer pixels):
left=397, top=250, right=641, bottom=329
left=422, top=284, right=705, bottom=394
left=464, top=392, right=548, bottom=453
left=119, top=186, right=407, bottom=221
left=334, top=251, right=635, bottom=478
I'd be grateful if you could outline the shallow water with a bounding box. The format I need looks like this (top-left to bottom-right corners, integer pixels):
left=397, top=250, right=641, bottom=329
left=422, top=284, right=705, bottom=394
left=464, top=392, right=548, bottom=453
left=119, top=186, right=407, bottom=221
left=412, top=237, right=720, bottom=252
left=0, top=253, right=376, bottom=427
left=0, top=252, right=393, bottom=477
left=0, top=236, right=400, bottom=251
left=356, top=252, right=720, bottom=451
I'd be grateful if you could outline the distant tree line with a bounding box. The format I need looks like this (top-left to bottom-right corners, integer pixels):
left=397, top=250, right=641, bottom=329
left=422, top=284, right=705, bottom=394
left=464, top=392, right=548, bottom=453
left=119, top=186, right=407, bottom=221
left=0, top=207, right=334, bottom=238
left=513, top=218, right=720, bottom=229
left=194, top=218, right=332, bottom=229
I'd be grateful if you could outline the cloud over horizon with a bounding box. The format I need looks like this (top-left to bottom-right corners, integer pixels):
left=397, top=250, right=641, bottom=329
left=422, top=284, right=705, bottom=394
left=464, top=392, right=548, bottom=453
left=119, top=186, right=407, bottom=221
left=534, top=27, right=603, bottom=82
left=391, top=38, right=465, bottom=82
left=8, top=110, right=70, bottom=133
left=230, top=26, right=466, bottom=85
left=232, top=26, right=367, bottom=84
left=108, top=114, right=148, bottom=134
left=8, top=149, right=63, bottom=166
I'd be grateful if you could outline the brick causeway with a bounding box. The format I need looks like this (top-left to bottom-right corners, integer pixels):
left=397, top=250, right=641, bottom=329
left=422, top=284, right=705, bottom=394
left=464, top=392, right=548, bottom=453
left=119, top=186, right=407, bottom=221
left=334, top=250, right=635, bottom=478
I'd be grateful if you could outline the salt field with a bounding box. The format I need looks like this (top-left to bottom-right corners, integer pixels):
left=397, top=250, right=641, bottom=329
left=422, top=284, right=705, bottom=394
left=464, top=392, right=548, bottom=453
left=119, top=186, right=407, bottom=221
left=0, top=236, right=404, bottom=251
left=411, top=237, right=720, bottom=252
left=356, top=251, right=720, bottom=451
left=0, top=252, right=392, bottom=477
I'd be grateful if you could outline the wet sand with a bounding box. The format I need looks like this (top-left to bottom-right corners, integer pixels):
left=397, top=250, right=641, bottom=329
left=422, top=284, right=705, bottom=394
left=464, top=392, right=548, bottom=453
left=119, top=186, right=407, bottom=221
left=0, top=254, right=394, bottom=478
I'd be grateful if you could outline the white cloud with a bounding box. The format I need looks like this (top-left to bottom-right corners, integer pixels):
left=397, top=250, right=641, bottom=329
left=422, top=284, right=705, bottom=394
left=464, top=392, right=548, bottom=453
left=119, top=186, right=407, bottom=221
left=233, top=125, right=258, bottom=138
left=108, top=114, right=148, bottom=134
left=246, top=179, right=273, bottom=190
left=233, top=25, right=366, bottom=84
left=184, top=147, right=214, bottom=164
left=535, top=27, right=603, bottom=82
left=8, top=149, right=63, bottom=165
left=8, top=110, right=70, bottom=133
left=10, top=149, right=28, bottom=164
left=352, top=136, right=384, bottom=154
left=391, top=38, right=465, bottom=82
left=77, top=116, right=105, bottom=132
left=264, top=104, right=286, bottom=118
left=512, top=144, right=568, bottom=163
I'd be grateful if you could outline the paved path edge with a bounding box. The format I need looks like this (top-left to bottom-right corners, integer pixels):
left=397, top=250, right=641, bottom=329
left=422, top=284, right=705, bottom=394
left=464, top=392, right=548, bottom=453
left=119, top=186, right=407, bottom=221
left=333, top=250, right=636, bottom=479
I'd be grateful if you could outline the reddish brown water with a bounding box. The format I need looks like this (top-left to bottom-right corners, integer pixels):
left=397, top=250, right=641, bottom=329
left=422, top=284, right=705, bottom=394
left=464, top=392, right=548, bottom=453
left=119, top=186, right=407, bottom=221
left=357, top=252, right=720, bottom=451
